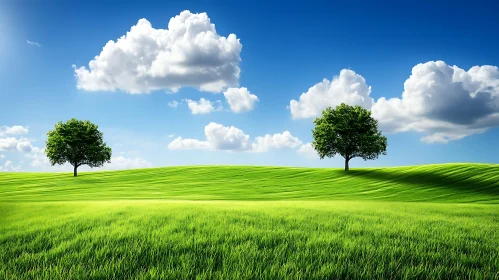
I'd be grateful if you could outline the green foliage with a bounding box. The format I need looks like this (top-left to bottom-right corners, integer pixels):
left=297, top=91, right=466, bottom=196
left=1, top=164, right=499, bottom=203
left=45, top=118, right=112, bottom=176
left=1, top=201, right=498, bottom=279
left=312, top=103, right=387, bottom=170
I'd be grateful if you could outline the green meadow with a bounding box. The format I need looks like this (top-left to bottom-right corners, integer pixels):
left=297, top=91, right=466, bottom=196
left=1, top=164, right=499, bottom=279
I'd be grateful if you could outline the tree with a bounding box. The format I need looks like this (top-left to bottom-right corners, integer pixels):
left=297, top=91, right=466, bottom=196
left=312, top=103, right=387, bottom=171
left=45, top=118, right=112, bottom=176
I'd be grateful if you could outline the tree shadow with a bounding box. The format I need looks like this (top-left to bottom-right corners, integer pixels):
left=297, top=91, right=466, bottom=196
left=343, top=167, right=499, bottom=197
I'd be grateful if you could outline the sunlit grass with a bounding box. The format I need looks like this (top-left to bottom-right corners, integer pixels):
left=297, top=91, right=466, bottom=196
left=1, top=163, right=499, bottom=203
left=1, top=163, right=499, bottom=279
left=1, top=201, right=498, bottom=279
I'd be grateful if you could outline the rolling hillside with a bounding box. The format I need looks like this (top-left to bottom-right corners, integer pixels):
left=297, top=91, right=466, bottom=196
left=1, top=163, right=499, bottom=203
left=1, top=163, right=499, bottom=279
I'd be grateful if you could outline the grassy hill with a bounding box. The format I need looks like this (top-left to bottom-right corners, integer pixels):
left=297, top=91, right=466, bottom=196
left=1, top=163, right=499, bottom=279
left=1, top=163, right=499, bottom=203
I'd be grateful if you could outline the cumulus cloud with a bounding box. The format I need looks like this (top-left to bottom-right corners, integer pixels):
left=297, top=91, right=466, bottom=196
left=0, top=125, right=29, bottom=136
left=253, top=131, right=302, bottom=152
left=168, top=122, right=301, bottom=152
left=169, top=122, right=251, bottom=151
left=26, top=147, right=50, bottom=168
left=168, top=137, right=211, bottom=150
left=371, top=61, right=499, bottom=143
left=0, top=160, right=21, bottom=172
left=0, top=137, right=34, bottom=152
left=74, top=10, right=242, bottom=94
left=290, top=61, right=499, bottom=143
left=185, top=98, right=221, bottom=114
left=296, top=143, right=320, bottom=160
left=168, top=101, right=180, bottom=108
left=289, top=69, right=374, bottom=119
left=0, top=154, right=4, bottom=158
left=223, top=87, right=259, bottom=113
left=100, top=156, right=153, bottom=170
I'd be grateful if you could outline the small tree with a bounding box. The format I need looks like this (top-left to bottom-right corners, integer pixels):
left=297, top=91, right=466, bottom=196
left=312, top=103, right=387, bottom=171
left=45, top=118, right=112, bottom=176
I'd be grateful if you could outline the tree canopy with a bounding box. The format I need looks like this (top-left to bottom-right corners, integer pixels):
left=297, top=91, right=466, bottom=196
left=312, top=103, right=387, bottom=171
left=45, top=118, right=112, bottom=176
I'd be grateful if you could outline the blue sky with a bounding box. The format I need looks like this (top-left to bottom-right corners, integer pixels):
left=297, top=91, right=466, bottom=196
left=1, top=0, right=499, bottom=171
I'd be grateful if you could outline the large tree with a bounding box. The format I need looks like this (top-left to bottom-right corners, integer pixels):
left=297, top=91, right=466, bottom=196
left=45, top=118, right=112, bottom=176
left=312, top=103, right=387, bottom=171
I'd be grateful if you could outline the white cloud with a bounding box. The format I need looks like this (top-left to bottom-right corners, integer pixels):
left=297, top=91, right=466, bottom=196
left=223, top=87, right=259, bottom=113
left=26, top=147, right=153, bottom=171
left=167, top=133, right=176, bottom=138
left=100, top=156, right=153, bottom=170
left=252, top=131, right=302, bottom=152
left=27, top=40, right=42, bottom=47
left=26, top=147, right=50, bottom=167
left=0, top=160, right=21, bottom=172
left=0, top=154, right=3, bottom=158
left=0, top=138, right=18, bottom=150
left=185, top=98, right=221, bottom=114
left=16, top=139, right=34, bottom=152
left=289, top=69, right=374, bottom=119
left=74, top=10, right=242, bottom=94
left=168, top=122, right=302, bottom=153
left=168, top=137, right=211, bottom=150
left=0, top=137, right=34, bottom=152
left=169, top=122, right=252, bottom=151
left=290, top=61, right=499, bottom=143
left=0, top=125, right=29, bottom=136
left=296, top=143, right=320, bottom=160
left=168, top=101, right=180, bottom=108
left=371, top=61, right=499, bottom=143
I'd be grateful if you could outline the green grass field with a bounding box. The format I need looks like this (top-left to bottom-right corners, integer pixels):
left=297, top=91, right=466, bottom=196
left=1, top=163, right=499, bottom=279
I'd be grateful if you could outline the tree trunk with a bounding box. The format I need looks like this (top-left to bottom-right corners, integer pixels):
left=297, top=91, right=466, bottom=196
left=344, top=157, right=350, bottom=172
left=74, top=165, right=78, bottom=177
